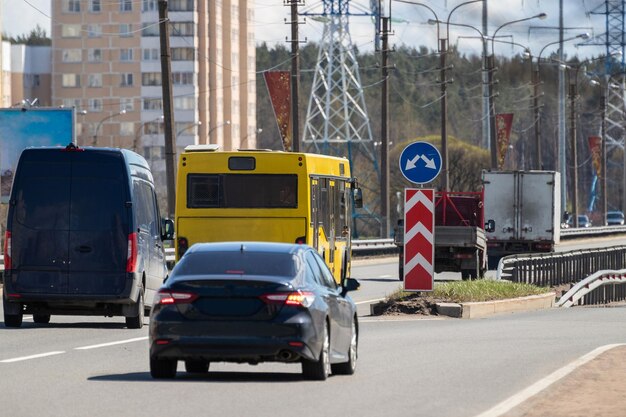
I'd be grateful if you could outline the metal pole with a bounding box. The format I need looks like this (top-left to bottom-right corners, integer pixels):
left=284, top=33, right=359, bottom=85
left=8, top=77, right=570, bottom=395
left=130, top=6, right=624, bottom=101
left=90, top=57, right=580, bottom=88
left=158, top=0, right=177, bottom=218
left=440, top=37, right=449, bottom=191
left=290, top=0, right=300, bottom=152
left=533, top=64, right=542, bottom=169
left=558, top=0, right=567, bottom=215
left=381, top=16, right=390, bottom=237
left=569, top=73, right=579, bottom=227
left=600, top=87, right=607, bottom=225
left=482, top=0, right=490, bottom=150
left=487, top=55, right=497, bottom=169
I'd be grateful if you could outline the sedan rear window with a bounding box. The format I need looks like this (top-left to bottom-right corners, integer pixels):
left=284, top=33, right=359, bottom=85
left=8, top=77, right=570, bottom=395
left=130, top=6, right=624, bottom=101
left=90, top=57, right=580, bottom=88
left=173, top=251, right=297, bottom=277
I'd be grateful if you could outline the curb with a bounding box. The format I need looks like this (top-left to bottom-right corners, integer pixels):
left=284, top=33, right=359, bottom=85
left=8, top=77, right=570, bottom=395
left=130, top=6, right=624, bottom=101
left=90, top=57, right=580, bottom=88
left=436, top=292, right=556, bottom=319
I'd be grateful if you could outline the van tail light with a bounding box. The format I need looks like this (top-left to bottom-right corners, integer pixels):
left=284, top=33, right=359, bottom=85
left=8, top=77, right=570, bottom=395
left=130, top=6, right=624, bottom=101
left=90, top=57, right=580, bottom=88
left=4, top=231, right=11, bottom=270
left=177, top=237, right=189, bottom=258
left=126, top=232, right=138, bottom=272
left=154, top=290, right=198, bottom=305
left=260, top=291, right=315, bottom=308
left=295, top=236, right=306, bottom=244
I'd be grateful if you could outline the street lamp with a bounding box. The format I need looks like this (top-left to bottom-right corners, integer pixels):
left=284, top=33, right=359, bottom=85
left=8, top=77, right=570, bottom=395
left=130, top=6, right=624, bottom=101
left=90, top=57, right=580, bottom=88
left=488, top=13, right=547, bottom=169
left=92, top=110, right=126, bottom=146
left=397, top=0, right=482, bottom=191
left=242, top=127, right=263, bottom=149
left=133, top=115, right=164, bottom=153
left=208, top=120, right=231, bottom=139
left=176, top=121, right=202, bottom=139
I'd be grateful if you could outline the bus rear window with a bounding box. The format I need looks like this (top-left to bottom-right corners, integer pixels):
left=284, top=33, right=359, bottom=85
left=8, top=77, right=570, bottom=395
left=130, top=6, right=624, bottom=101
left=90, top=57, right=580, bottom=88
left=187, top=174, right=297, bottom=208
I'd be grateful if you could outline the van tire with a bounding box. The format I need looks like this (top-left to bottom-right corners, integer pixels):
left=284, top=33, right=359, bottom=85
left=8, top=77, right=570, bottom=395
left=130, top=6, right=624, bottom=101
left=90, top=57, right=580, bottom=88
left=33, top=314, right=51, bottom=324
left=125, top=288, right=144, bottom=329
left=3, top=296, right=23, bottom=328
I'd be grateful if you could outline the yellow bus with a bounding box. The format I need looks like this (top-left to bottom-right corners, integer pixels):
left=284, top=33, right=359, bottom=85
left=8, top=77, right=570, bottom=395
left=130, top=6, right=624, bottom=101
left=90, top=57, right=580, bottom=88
left=174, top=145, right=363, bottom=283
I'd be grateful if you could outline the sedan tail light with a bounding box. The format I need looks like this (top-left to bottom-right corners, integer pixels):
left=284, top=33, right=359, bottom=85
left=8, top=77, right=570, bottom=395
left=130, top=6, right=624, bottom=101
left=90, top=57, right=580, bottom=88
left=154, top=290, right=198, bottom=305
left=260, top=291, right=315, bottom=308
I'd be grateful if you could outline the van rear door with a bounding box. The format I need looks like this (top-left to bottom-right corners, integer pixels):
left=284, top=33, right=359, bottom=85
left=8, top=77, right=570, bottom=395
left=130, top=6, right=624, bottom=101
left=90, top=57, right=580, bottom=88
left=10, top=151, right=72, bottom=294
left=67, top=152, right=129, bottom=295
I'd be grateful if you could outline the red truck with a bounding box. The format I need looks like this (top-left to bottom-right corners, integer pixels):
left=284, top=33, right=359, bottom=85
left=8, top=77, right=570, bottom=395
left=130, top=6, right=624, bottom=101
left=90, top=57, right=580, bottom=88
left=394, top=191, right=487, bottom=280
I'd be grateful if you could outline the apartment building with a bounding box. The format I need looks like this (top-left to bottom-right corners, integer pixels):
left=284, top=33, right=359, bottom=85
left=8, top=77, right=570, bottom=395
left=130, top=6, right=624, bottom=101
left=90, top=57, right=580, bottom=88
left=51, top=0, right=257, bottom=188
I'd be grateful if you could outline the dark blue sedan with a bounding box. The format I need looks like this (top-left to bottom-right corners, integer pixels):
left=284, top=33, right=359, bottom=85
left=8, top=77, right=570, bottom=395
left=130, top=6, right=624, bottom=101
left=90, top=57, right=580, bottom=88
left=149, top=241, right=360, bottom=380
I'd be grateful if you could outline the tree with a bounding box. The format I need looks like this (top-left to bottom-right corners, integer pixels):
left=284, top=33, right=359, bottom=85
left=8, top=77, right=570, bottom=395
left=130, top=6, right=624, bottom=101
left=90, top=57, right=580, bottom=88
left=3, top=25, right=51, bottom=46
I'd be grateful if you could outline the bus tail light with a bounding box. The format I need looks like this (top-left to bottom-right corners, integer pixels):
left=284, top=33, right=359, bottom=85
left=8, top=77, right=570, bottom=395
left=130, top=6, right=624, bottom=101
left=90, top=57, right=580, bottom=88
left=126, top=232, right=138, bottom=272
left=295, top=236, right=306, bottom=244
left=4, top=231, right=11, bottom=270
left=178, top=237, right=189, bottom=257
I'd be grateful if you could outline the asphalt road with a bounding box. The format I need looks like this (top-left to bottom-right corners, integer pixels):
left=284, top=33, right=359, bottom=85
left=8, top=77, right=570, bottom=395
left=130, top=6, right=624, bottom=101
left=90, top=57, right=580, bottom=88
left=1, top=257, right=625, bottom=417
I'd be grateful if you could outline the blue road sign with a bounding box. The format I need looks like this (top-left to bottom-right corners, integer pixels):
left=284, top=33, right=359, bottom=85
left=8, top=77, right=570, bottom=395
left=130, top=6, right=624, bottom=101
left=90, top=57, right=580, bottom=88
left=398, top=141, right=442, bottom=184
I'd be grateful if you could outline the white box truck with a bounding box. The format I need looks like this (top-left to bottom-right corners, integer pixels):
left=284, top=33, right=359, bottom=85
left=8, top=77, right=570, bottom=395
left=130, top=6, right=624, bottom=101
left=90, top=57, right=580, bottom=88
left=482, top=170, right=561, bottom=268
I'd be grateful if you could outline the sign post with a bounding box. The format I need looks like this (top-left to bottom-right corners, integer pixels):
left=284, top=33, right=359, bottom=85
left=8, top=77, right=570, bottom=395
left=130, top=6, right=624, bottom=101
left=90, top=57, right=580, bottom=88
left=403, top=188, right=435, bottom=291
left=398, top=142, right=441, bottom=292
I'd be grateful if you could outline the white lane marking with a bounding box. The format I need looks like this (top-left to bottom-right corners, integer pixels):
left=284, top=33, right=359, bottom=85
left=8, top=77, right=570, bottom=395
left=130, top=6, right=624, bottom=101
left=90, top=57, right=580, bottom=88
left=1, top=351, right=66, bottom=363
left=355, top=298, right=385, bottom=305
left=360, top=317, right=443, bottom=323
left=74, top=336, right=148, bottom=350
left=474, top=343, right=626, bottom=417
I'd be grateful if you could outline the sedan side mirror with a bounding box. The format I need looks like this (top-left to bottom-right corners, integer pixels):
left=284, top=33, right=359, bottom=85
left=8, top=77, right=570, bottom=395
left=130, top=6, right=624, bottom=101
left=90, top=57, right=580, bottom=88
left=341, top=278, right=360, bottom=297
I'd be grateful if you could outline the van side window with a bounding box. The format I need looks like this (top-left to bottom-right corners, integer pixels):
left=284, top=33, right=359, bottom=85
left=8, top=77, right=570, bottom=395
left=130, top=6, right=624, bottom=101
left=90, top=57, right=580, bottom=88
left=133, top=180, right=155, bottom=233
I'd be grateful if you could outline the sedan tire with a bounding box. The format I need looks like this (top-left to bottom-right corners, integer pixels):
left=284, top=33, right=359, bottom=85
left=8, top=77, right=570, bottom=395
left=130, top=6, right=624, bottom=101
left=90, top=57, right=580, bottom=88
left=150, top=357, right=177, bottom=379
left=331, top=317, right=357, bottom=375
left=302, top=322, right=330, bottom=381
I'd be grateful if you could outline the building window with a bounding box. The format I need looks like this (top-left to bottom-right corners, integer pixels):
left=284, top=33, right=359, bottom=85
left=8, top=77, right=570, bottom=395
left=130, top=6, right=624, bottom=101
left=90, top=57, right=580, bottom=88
left=88, top=74, right=102, bottom=87
left=62, top=49, right=82, bottom=63
left=120, top=98, right=134, bottom=112
left=87, top=24, right=102, bottom=38
left=90, top=0, right=101, bottom=12
left=62, top=98, right=82, bottom=108
left=120, top=24, right=133, bottom=37
left=120, top=122, right=134, bottom=136
left=169, top=0, right=194, bottom=11
left=120, top=48, right=133, bottom=61
left=143, top=98, right=163, bottom=110
left=121, top=73, right=134, bottom=87
left=88, top=48, right=102, bottom=62
left=174, top=96, right=195, bottom=110
left=120, top=0, right=132, bottom=12
left=141, top=23, right=160, bottom=36
left=170, top=22, right=194, bottom=36
left=61, top=24, right=81, bottom=38
left=62, top=74, right=81, bottom=87
left=88, top=99, right=103, bottom=112
left=142, top=0, right=157, bottom=11
left=171, top=47, right=194, bottom=61
left=63, top=0, right=81, bottom=12
left=172, top=72, right=194, bottom=85
left=142, top=48, right=159, bottom=61
left=142, top=73, right=162, bottom=86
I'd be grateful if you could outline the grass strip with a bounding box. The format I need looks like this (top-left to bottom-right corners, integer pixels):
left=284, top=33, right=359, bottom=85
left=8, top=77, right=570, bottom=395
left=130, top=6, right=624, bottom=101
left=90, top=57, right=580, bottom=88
left=387, top=280, right=549, bottom=303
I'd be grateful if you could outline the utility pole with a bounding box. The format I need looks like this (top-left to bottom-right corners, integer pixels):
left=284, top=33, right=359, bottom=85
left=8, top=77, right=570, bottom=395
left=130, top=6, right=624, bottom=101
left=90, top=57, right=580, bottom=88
left=600, top=87, right=607, bottom=225
left=158, top=0, right=177, bottom=218
left=568, top=75, right=579, bottom=228
left=440, top=36, right=449, bottom=191
left=532, top=64, right=542, bottom=169
left=482, top=0, right=490, bottom=151
left=381, top=16, right=390, bottom=238
left=558, top=0, right=567, bottom=213
left=288, top=0, right=301, bottom=152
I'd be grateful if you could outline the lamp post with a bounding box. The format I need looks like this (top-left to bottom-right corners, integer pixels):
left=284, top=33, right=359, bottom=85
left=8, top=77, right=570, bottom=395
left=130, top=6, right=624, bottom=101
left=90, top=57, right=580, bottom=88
left=92, top=110, right=126, bottom=146
left=208, top=120, right=231, bottom=140
left=529, top=34, right=589, bottom=170
left=396, top=0, right=482, bottom=191
left=488, top=13, right=547, bottom=169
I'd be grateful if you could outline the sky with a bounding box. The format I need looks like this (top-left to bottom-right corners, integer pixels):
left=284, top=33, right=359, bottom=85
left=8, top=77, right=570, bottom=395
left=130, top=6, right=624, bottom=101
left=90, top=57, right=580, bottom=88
left=0, top=0, right=611, bottom=61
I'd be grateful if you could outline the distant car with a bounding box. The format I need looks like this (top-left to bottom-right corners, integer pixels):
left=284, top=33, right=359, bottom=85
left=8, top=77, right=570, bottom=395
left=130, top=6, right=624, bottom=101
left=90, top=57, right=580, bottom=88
left=568, top=214, right=592, bottom=228
left=149, top=241, right=360, bottom=380
left=606, top=211, right=625, bottom=226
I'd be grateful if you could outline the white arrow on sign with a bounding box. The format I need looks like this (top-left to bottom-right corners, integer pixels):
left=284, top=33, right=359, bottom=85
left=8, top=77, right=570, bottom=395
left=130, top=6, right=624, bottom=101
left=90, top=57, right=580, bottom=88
left=405, top=154, right=437, bottom=170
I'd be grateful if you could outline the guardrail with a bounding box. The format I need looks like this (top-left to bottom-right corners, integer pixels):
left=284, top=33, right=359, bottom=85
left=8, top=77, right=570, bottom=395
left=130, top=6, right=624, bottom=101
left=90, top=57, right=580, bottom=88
left=163, top=238, right=399, bottom=264
left=555, top=269, right=626, bottom=307
left=560, top=225, right=626, bottom=238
